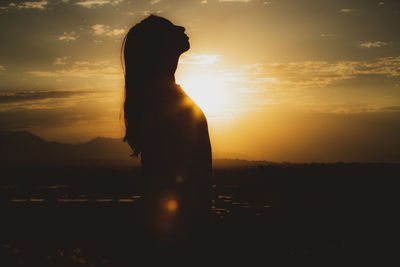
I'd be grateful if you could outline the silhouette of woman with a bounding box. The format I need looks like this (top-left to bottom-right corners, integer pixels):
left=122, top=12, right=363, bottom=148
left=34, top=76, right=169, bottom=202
left=122, top=15, right=212, bottom=237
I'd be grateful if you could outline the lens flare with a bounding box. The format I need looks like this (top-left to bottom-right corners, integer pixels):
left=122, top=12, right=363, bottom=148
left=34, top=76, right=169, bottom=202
left=166, top=199, right=178, bottom=213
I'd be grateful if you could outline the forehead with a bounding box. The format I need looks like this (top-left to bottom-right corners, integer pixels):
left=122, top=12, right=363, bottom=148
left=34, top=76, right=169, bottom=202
left=137, top=16, right=179, bottom=32
left=161, top=19, right=176, bottom=28
left=160, top=17, right=173, bottom=24
left=152, top=16, right=179, bottom=29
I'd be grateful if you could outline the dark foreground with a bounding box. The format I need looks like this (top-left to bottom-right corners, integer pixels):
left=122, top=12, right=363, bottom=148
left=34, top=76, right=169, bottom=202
left=1, top=161, right=399, bottom=266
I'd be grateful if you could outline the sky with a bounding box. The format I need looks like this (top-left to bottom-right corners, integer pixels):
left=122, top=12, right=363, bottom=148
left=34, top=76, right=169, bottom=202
left=1, top=0, right=400, bottom=162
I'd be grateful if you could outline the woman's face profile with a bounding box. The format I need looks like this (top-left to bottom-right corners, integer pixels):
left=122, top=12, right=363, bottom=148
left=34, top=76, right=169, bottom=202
left=162, top=20, right=190, bottom=55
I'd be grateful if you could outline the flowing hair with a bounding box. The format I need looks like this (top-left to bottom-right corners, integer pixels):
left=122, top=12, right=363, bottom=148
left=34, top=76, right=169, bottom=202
left=122, top=15, right=173, bottom=156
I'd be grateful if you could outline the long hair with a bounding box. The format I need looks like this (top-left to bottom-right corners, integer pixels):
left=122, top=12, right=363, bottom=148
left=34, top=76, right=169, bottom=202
left=122, top=15, right=175, bottom=156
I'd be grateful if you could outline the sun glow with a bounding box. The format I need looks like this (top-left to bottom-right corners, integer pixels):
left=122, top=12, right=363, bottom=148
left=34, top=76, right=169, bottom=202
left=178, top=73, right=233, bottom=119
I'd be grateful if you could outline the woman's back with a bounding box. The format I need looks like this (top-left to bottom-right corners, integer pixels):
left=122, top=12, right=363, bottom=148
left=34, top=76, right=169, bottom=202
left=141, top=84, right=211, bottom=175
left=140, top=83, right=212, bottom=237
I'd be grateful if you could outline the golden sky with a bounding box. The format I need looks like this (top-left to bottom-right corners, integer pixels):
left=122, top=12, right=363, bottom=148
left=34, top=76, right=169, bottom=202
left=1, top=0, right=400, bottom=162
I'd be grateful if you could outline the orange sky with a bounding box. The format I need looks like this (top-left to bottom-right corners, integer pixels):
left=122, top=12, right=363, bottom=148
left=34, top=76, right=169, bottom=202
left=1, top=0, right=400, bottom=162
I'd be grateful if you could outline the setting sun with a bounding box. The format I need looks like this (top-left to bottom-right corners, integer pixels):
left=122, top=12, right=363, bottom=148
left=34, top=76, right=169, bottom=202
left=178, top=73, right=233, bottom=119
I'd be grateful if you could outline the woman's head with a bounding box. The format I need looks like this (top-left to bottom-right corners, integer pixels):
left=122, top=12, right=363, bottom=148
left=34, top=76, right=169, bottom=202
left=123, top=15, right=189, bottom=78
left=122, top=15, right=189, bottom=156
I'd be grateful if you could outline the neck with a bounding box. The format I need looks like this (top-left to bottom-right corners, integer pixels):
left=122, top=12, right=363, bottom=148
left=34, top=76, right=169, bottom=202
left=155, top=53, right=180, bottom=85
left=157, top=72, right=176, bottom=84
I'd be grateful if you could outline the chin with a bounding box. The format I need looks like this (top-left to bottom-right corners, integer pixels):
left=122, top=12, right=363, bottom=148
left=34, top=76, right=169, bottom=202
left=176, top=40, right=190, bottom=54
left=182, top=41, right=190, bottom=52
left=184, top=43, right=190, bottom=52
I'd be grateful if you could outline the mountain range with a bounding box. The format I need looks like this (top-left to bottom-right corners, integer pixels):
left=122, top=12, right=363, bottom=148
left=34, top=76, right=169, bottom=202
left=0, top=131, right=270, bottom=167
left=0, top=130, right=133, bottom=163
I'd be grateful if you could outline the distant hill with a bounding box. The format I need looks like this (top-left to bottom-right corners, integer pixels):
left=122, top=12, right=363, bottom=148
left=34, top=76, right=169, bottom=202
left=0, top=130, right=133, bottom=163
left=0, top=131, right=272, bottom=167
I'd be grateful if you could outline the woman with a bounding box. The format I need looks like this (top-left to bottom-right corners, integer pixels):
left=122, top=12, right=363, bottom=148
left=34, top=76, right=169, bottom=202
left=122, top=15, right=213, bottom=237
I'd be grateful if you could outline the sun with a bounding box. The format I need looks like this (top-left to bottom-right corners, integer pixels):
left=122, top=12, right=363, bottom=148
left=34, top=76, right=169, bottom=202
left=177, top=73, right=232, bottom=119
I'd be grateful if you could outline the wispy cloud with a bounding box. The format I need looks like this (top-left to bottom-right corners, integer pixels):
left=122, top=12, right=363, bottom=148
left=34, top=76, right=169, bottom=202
left=2, top=1, right=49, bottom=10
left=340, top=8, right=352, bottom=13
left=15, top=1, right=48, bottom=10
left=2, top=1, right=49, bottom=11
left=0, top=90, right=110, bottom=113
left=57, top=31, right=79, bottom=42
left=91, top=24, right=125, bottom=37
left=76, top=0, right=109, bottom=8
left=221, top=63, right=279, bottom=94
left=28, top=60, right=121, bottom=79
left=141, top=10, right=162, bottom=16
left=0, top=90, right=89, bottom=105
left=150, top=0, right=161, bottom=4
left=257, top=56, right=400, bottom=90
left=380, top=105, right=400, bottom=111
left=320, top=33, right=337, bottom=39
left=217, top=56, right=400, bottom=102
left=180, top=54, right=221, bottom=65
left=142, top=10, right=151, bottom=16
left=53, top=56, right=70, bottom=65
left=360, top=41, right=387, bottom=48
left=0, top=65, right=5, bottom=71
left=76, top=0, right=123, bottom=8
left=219, top=0, right=252, bottom=2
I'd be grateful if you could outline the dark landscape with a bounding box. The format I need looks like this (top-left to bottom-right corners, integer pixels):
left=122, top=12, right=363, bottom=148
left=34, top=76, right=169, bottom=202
left=1, top=131, right=399, bottom=266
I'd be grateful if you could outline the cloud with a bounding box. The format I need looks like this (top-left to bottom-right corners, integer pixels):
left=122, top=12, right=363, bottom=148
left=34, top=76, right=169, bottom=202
left=28, top=60, right=121, bottom=79
left=241, top=56, right=400, bottom=92
left=76, top=0, right=109, bottom=8
left=142, top=10, right=151, bottom=16
left=380, top=106, right=400, bottom=111
left=320, top=33, right=336, bottom=39
left=0, top=90, right=116, bottom=112
left=53, top=56, right=70, bottom=65
left=16, top=1, right=48, bottom=10
left=0, top=90, right=105, bottom=113
left=0, top=90, right=90, bottom=105
left=200, top=0, right=208, bottom=4
left=150, top=0, right=160, bottom=4
left=0, top=65, right=5, bottom=71
left=219, top=0, right=252, bottom=2
left=1, top=1, right=48, bottom=10
left=379, top=1, right=384, bottom=5
left=141, top=10, right=162, bottom=16
left=180, top=54, right=221, bottom=65
left=76, top=0, right=123, bottom=8
left=340, top=8, right=352, bottom=13
left=91, top=24, right=125, bottom=37
left=221, top=63, right=279, bottom=94
left=360, top=41, right=387, bottom=48
left=57, top=31, right=78, bottom=42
